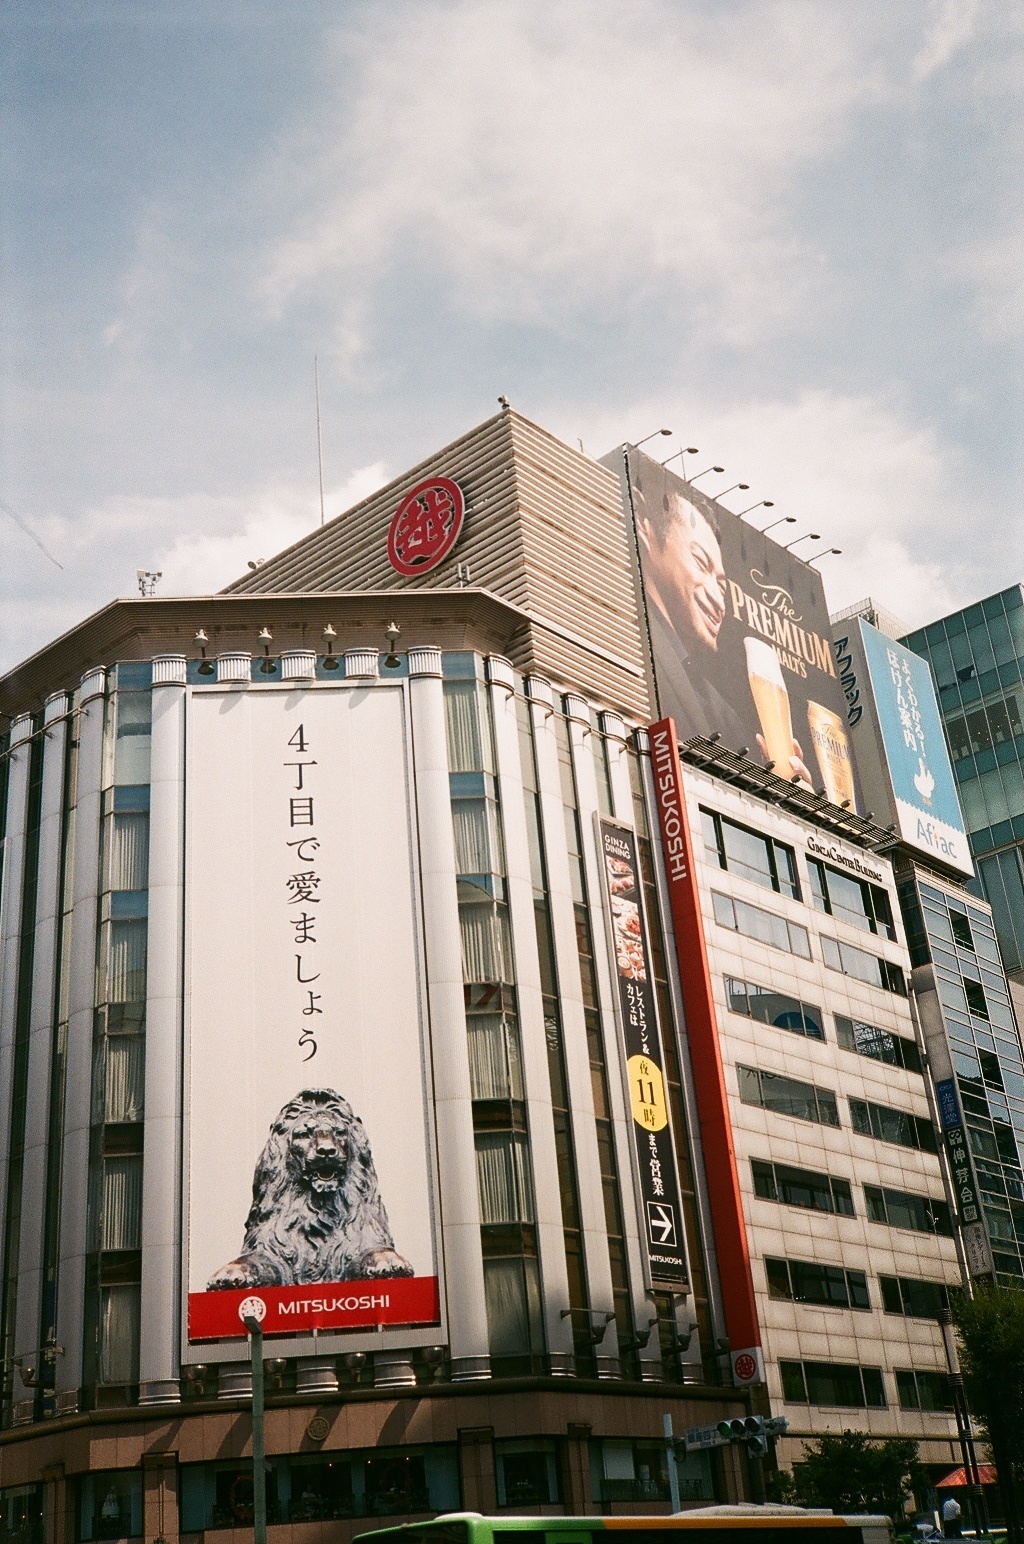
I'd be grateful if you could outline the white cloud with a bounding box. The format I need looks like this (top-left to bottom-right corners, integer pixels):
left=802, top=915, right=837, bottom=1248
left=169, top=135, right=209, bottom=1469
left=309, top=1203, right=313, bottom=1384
left=0, top=463, right=388, bottom=674
left=912, top=0, right=981, bottom=80
left=257, top=0, right=889, bottom=348
left=573, top=386, right=1003, bottom=630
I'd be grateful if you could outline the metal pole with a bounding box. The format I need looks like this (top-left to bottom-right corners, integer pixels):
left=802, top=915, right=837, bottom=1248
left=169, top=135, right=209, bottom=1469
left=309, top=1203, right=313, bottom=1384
left=939, top=1311, right=989, bottom=1538
left=663, top=1413, right=682, bottom=1514
left=244, top=1316, right=267, bottom=1544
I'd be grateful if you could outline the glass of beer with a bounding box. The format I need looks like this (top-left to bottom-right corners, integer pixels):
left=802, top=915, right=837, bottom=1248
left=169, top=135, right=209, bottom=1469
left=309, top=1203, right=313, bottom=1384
left=807, top=701, right=856, bottom=808
left=744, top=638, right=795, bottom=774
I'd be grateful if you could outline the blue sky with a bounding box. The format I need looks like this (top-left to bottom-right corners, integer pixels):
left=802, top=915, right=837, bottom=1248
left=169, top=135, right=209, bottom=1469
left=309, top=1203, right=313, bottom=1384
left=1, top=0, right=1021, bottom=674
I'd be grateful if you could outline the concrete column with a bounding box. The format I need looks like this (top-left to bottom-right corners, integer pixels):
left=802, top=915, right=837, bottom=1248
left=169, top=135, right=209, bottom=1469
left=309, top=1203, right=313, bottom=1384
left=565, top=696, right=659, bottom=1378
left=600, top=712, right=634, bottom=824
left=407, top=649, right=489, bottom=1380
left=525, top=679, right=617, bottom=1370
left=14, top=692, right=70, bottom=1409
left=138, top=656, right=186, bottom=1404
left=0, top=715, right=35, bottom=1276
left=486, top=657, right=575, bottom=1374
left=55, top=668, right=107, bottom=1411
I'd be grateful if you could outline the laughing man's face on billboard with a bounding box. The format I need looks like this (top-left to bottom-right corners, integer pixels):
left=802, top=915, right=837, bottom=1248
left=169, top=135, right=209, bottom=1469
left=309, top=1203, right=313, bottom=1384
left=638, top=495, right=728, bottom=654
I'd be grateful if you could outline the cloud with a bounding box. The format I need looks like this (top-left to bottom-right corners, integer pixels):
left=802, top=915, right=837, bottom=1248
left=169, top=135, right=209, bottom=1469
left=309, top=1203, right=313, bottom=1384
left=574, top=386, right=1004, bottom=630
left=912, top=0, right=981, bottom=80
left=0, top=463, right=388, bottom=674
left=257, top=0, right=888, bottom=348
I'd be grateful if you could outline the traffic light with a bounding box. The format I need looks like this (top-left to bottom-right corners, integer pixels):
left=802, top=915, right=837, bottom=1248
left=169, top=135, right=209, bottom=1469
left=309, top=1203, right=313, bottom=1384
left=715, top=1415, right=789, bottom=1458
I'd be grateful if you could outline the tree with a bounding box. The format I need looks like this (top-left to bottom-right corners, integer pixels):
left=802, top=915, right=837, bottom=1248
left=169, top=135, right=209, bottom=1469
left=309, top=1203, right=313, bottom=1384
left=951, top=1285, right=1024, bottom=1544
left=781, top=1431, right=923, bottom=1522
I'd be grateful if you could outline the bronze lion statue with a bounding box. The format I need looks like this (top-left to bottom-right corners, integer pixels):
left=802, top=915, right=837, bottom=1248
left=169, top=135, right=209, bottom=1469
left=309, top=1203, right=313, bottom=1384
left=207, top=1088, right=413, bottom=1289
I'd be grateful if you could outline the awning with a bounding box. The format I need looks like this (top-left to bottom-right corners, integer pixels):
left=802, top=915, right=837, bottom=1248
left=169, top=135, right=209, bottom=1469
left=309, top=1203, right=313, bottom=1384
left=937, top=1466, right=998, bottom=1488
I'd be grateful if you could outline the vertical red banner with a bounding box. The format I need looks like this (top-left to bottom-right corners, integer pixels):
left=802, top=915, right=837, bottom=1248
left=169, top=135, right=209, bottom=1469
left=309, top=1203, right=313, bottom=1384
left=648, top=718, right=762, bottom=1378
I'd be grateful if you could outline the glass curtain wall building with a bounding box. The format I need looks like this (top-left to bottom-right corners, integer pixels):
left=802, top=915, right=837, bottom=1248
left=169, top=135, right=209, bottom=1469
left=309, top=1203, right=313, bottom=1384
left=902, top=587, right=1024, bottom=977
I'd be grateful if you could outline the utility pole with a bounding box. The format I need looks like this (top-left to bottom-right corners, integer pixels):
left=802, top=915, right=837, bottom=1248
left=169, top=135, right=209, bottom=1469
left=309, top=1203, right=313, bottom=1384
left=243, top=1313, right=267, bottom=1544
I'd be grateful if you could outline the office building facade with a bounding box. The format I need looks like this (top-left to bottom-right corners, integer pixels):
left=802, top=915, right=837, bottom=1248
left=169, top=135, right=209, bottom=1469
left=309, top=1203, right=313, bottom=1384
left=0, top=411, right=973, bottom=1538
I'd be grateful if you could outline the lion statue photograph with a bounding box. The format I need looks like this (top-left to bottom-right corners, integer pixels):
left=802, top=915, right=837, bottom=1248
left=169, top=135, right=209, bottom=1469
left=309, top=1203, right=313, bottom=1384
left=206, top=1087, right=413, bottom=1290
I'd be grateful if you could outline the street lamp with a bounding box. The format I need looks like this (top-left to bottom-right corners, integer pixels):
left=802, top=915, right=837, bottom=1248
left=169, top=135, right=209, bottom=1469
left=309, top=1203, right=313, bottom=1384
left=782, top=532, right=820, bottom=552
left=242, top=1311, right=268, bottom=1544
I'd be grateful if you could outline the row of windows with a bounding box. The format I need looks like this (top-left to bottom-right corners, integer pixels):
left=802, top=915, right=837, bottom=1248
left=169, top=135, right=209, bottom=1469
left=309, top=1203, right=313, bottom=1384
left=725, top=975, right=922, bottom=1071
left=739, top=1067, right=935, bottom=1152
left=712, top=891, right=906, bottom=995
left=701, top=807, right=896, bottom=939
left=751, top=1158, right=954, bottom=1236
left=765, top=1255, right=949, bottom=1318
left=780, top=1359, right=952, bottom=1412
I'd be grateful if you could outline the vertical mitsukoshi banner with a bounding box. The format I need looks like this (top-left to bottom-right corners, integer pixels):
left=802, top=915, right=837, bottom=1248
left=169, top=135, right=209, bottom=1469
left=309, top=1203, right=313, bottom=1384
left=185, top=685, right=439, bottom=1342
left=599, top=819, right=688, bottom=1288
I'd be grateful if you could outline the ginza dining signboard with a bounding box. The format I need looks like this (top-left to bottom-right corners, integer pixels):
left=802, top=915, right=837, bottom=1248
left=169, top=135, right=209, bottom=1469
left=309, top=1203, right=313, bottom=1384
left=598, top=819, right=688, bottom=1287
left=184, top=685, right=439, bottom=1343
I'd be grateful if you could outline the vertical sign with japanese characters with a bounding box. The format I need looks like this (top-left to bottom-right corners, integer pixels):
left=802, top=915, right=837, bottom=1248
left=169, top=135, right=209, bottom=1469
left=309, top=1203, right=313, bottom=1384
left=935, top=1077, right=995, bottom=1280
left=598, top=819, right=688, bottom=1288
left=184, top=685, right=440, bottom=1343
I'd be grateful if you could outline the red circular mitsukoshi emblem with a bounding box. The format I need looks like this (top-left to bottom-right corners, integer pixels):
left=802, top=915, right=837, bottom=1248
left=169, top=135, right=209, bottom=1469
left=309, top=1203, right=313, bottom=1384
left=733, top=1352, right=757, bottom=1382
left=387, top=476, right=465, bottom=577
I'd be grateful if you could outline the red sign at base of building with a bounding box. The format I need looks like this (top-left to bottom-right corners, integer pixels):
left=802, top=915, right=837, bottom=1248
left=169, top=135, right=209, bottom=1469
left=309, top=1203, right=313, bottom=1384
left=188, top=1275, right=440, bottom=1341
left=387, top=477, right=464, bottom=577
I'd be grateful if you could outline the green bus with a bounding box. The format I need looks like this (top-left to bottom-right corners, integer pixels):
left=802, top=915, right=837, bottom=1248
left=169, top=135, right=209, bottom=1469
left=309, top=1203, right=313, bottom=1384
left=353, top=1509, right=895, bottom=1544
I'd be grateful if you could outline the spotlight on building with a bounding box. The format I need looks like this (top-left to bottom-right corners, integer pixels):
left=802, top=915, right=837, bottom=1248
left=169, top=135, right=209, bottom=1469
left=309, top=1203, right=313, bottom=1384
left=761, top=515, right=795, bottom=535
left=662, top=447, right=700, bottom=467
left=322, top=624, right=340, bottom=670
left=635, top=428, right=673, bottom=447
left=807, top=547, right=842, bottom=566
left=783, top=532, right=821, bottom=552
left=690, top=466, right=725, bottom=485
left=195, top=630, right=215, bottom=676
left=383, top=621, right=402, bottom=669
left=737, top=500, right=774, bottom=519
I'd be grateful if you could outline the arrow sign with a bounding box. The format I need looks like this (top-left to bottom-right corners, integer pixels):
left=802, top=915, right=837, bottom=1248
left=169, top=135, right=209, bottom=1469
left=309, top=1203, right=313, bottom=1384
left=647, top=1202, right=677, bottom=1246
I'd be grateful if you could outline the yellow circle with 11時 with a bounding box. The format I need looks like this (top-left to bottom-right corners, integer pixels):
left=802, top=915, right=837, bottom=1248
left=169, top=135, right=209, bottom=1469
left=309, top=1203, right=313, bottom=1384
left=627, top=1054, right=668, bottom=1131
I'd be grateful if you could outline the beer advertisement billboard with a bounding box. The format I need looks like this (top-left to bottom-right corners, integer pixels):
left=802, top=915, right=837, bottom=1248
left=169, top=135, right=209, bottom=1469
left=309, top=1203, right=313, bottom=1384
left=184, top=684, right=440, bottom=1349
left=834, top=617, right=973, bottom=877
left=624, top=448, right=859, bottom=810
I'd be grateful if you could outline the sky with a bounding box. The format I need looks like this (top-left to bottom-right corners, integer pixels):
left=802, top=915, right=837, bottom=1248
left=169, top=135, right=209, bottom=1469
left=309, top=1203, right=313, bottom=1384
left=1, top=0, right=1021, bottom=676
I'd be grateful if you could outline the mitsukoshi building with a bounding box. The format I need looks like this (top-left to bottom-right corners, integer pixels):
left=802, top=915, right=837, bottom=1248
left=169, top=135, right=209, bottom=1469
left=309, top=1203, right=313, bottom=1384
left=0, top=407, right=1009, bottom=1538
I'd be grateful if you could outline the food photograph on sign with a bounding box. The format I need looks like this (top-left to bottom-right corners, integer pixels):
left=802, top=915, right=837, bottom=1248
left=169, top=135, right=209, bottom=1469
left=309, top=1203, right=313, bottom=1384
left=627, top=448, right=859, bottom=811
left=184, top=685, right=439, bottom=1344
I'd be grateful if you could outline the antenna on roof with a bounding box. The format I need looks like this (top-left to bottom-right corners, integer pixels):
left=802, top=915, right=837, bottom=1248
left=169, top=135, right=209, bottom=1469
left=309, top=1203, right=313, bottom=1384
left=314, top=355, right=326, bottom=529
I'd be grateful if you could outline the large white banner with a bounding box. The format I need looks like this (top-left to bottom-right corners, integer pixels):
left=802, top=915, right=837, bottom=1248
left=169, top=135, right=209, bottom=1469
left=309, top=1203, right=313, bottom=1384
left=184, top=683, right=438, bottom=1343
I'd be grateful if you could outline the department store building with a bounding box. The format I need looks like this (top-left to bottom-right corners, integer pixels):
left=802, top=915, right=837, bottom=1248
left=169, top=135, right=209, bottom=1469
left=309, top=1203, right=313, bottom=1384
left=0, top=409, right=997, bottom=1540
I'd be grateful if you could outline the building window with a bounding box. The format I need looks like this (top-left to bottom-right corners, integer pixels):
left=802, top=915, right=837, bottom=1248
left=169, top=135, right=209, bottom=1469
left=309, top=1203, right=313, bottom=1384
left=701, top=809, right=800, bottom=898
left=895, top=1368, right=955, bottom=1412
left=879, top=1276, right=950, bottom=1319
left=726, top=977, right=823, bottom=1040
left=712, top=892, right=811, bottom=958
left=0, top=1484, right=44, bottom=1544
left=752, top=1158, right=854, bottom=1216
left=865, top=1183, right=954, bottom=1236
left=821, top=935, right=907, bottom=995
left=780, top=1360, right=886, bottom=1408
left=494, top=1440, right=562, bottom=1508
left=807, top=858, right=896, bottom=940
left=765, top=1257, right=869, bottom=1310
left=738, top=1067, right=839, bottom=1127
left=78, top=1471, right=144, bottom=1541
left=850, top=1097, right=937, bottom=1154
left=179, top=1447, right=459, bottom=1529
left=835, top=1014, right=922, bottom=1074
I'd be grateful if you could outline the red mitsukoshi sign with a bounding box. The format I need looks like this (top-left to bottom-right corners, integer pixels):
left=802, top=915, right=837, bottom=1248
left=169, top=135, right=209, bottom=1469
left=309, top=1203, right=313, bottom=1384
left=189, top=1276, right=441, bottom=1340
left=386, top=476, right=465, bottom=576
